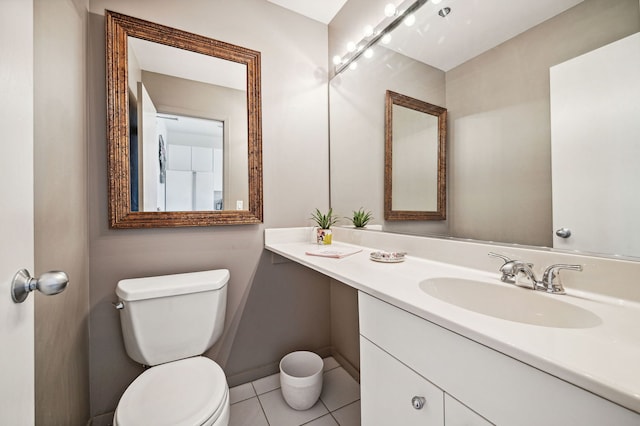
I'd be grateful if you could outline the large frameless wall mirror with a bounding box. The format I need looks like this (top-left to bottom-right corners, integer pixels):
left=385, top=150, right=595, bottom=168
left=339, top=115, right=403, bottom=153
left=385, top=90, right=446, bottom=221
left=329, top=0, right=640, bottom=259
left=106, top=10, right=262, bottom=228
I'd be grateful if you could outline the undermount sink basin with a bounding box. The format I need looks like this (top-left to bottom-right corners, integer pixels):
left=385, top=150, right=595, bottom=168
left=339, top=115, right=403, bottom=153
left=419, top=278, right=602, bottom=328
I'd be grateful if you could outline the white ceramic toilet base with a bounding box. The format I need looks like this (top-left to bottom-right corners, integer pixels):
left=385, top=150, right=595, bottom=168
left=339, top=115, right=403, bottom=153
left=113, top=357, right=230, bottom=426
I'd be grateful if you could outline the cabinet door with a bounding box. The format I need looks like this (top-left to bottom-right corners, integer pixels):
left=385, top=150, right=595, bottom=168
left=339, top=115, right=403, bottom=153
left=361, top=336, right=444, bottom=426
left=445, top=394, right=493, bottom=426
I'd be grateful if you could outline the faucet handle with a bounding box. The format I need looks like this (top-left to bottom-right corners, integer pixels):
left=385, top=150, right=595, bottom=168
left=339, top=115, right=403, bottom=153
left=488, top=252, right=511, bottom=264
left=541, top=264, right=583, bottom=294
left=488, top=252, right=518, bottom=283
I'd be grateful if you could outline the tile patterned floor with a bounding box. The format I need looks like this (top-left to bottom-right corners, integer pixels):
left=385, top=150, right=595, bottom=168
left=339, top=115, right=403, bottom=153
left=229, top=357, right=360, bottom=426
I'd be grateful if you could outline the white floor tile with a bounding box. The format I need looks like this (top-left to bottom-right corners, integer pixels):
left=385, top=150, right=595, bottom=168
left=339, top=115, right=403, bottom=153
left=320, top=368, right=360, bottom=411
left=322, top=356, right=340, bottom=372
left=229, top=397, right=269, bottom=426
left=332, top=400, right=361, bottom=426
left=259, top=388, right=328, bottom=426
left=304, top=414, right=340, bottom=426
left=252, top=372, right=281, bottom=395
left=230, top=383, right=256, bottom=404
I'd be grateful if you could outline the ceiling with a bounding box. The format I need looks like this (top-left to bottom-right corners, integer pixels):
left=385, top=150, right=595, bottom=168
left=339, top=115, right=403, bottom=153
left=266, top=0, right=348, bottom=24
left=387, top=0, right=584, bottom=71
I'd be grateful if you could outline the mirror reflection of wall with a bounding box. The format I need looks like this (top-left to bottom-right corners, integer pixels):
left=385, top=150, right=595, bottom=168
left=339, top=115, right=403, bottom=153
left=330, top=47, right=449, bottom=237
left=329, top=0, right=640, bottom=258
left=126, top=36, right=248, bottom=213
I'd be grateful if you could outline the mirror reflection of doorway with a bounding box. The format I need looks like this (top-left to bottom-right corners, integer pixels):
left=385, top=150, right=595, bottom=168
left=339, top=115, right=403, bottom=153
left=157, top=113, right=224, bottom=212
left=551, top=33, right=640, bottom=257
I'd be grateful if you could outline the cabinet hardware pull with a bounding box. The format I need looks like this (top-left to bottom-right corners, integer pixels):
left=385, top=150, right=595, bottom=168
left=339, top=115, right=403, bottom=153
left=411, top=396, right=426, bottom=410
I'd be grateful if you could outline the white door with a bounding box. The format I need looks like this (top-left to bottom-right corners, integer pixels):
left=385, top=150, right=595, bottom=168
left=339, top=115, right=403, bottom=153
left=550, top=33, right=640, bottom=257
left=0, top=0, right=36, bottom=424
left=138, top=82, right=159, bottom=211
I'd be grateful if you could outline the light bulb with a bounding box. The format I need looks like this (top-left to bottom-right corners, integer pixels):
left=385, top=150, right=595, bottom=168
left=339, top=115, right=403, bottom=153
left=381, top=34, right=392, bottom=44
left=431, top=0, right=442, bottom=4
left=364, top=48, right=374, bottom=59
left=347, top=41, right=356, bottom=52
left=404, top=14, right=416, bottom=26
left=349, top=62, right=358, bottom=71
left=363, top=25, right=374, bottom=37
left=332, top=55, right=342, bottom=65
left=384, top=3, right=396, bottom=17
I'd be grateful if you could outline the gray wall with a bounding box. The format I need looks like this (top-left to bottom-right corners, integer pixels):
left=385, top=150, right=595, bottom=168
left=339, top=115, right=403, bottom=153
left=87, top=0, right=330, bottom=419
left=34, top=0, right=91, bottom=424
left=330, top=279, right=360, bottom=378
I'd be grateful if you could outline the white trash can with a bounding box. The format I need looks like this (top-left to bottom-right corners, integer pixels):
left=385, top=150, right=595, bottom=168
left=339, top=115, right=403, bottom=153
left=279, top=351, right=324, bottom=410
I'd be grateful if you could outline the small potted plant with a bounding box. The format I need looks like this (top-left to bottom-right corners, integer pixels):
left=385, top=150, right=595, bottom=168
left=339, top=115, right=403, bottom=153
left=348, top=208, right=373, bottom=229
left=311, top=208, right=339, bottom=244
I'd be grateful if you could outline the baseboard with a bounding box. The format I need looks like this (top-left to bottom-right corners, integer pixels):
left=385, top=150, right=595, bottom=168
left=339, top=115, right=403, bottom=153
left=87, top=411, right=114, bottom=426
left=227, top=361, right=279, bottom=388
left=331, top=349, right=360, bottom=383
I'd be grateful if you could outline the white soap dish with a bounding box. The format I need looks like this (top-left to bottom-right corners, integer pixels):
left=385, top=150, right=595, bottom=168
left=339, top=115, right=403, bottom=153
left=370, top=251, right=406, bottom=263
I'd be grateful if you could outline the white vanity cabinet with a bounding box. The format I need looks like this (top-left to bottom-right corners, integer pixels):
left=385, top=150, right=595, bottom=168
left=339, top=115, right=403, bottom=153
left=361, top=336, right=490, bottom=425
left=444, top=395, right=492, bottom=426
left=358, top=292, right=640, bottom=426
left=360, top=337, right=445, bottom=425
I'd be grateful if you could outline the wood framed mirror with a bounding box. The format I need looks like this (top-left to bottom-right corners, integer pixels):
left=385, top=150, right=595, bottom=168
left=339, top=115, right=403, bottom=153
left=106, top=10, right=262, bottom=228
left=384, top=90, right=446, bottom=221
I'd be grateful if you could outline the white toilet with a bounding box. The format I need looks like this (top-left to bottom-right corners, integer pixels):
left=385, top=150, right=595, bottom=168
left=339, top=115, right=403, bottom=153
left=113, top=269, right=231, bottom=426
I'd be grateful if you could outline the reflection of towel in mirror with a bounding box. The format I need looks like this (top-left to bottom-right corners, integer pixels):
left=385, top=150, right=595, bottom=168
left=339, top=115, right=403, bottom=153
left=158, top=134, right=167, bottom=183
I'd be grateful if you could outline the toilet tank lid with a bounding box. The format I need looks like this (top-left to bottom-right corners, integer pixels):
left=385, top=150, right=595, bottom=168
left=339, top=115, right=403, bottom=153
left=116, top=269, right=230, bottom=301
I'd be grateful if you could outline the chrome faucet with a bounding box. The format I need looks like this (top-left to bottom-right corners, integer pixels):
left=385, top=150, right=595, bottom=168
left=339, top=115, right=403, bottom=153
left=488, top=252, right=583, bottom=294
left=540, top=264, right=583, bottom=294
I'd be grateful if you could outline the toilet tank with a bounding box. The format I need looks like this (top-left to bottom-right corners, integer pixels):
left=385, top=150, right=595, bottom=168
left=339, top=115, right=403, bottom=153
left=116, top=269, right=229, bottom=366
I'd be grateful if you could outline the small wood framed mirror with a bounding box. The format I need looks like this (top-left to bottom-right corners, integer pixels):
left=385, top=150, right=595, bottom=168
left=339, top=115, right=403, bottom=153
left=384, top=90, right=447, bottom=221
left=106, top=10, right=262, bottom=228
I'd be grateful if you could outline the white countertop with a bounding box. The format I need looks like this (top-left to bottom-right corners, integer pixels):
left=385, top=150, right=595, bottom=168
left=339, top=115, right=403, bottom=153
left=265, top=228, right=640, bottom=414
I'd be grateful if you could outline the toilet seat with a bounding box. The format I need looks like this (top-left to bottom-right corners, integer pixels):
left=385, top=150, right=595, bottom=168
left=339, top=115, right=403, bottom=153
left=114, top=357, right=229, bottom=426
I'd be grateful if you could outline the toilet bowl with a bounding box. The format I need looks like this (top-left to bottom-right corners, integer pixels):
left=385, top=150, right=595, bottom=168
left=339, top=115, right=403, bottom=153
left=113, top=357, right=229, bottom=426
left=112, top=270, right=231, bottom=426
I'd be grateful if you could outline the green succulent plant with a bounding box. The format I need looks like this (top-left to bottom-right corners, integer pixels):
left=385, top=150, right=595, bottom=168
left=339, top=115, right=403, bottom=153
left=310, top=208, right=339, bottom=229
left=348, top=208, right=373, bottom=228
